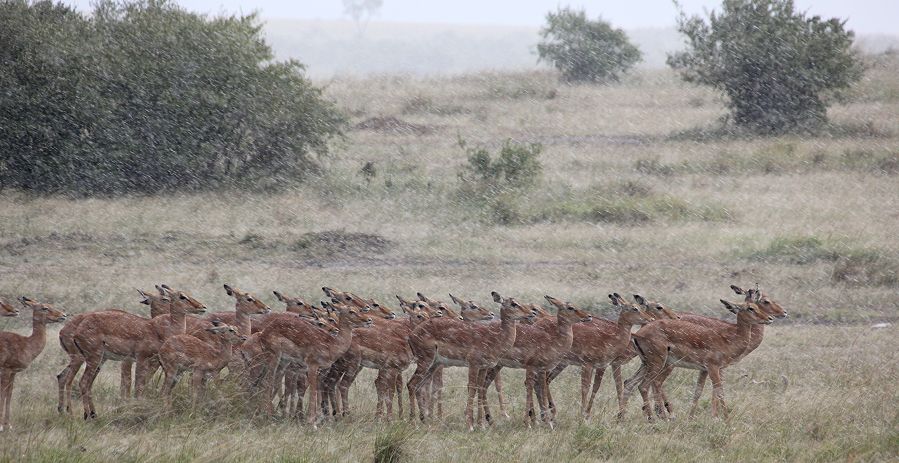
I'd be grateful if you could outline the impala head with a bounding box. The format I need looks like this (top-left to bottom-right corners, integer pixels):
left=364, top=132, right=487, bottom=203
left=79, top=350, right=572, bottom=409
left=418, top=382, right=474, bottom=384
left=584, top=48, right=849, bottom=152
left=206, top=323, right=247, bottom=344
left=397, top=296, right=437, bottom=324
left=491, top=292, right=539, bottom=321
left=720, top=299, right=774, bottom=325
left=136, top=286, right=172, bottom=315
left=633, top=294, right=680, bottom=320
left=223, top=284, right=270, bottom=315
left=273, top=291, right=318, bottom=319
left=731, top=284, right=787, bottom=319
left=526, top=303, right=553, bottom=320
left=19, top=296, right=67, bottom=323
left=367, top=298, right=397, bottom=320
left=449, top=294, right=494, bottom=321
left=0, top=298, right=20, bottom=317
left=609, top=293, right=652, bottom=325
left=416, top=292, right=459, bottom=318
left=332, top=302, right=374, bottom=329
left=544, top=295, right=593, bottom=323
left=160, top=286, right=207, bottom=315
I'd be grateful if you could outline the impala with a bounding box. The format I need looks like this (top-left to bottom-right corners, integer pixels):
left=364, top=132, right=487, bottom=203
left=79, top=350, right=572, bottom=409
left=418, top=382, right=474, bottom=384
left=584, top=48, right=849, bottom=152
left=0, top=297, right=67, bottom=431
left=630, top=298, right=774, bottom=420
left=627, top=285, right=786, bottom=418
left=72, top=289, right=206, bottom=419
left=407, top=291, right=534, bottom=430
left=256, top=299, right=372, bottom=426
left=56, top=286, right=172, bottom=414
left=545, top=293, right=652, bottom=420
left=482, top=295, right=592, bottom=428
left=160, top=323, right=247, bottom=408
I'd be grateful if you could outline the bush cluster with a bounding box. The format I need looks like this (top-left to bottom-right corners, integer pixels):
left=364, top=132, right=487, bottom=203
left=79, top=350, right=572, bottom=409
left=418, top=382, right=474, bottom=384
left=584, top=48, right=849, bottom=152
left=0, top=0, right=344, bottom=195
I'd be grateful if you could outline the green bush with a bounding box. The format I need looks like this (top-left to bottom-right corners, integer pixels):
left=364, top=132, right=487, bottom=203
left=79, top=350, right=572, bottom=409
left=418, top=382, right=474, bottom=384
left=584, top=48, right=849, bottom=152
left=537, top=7, right=642, bottom=83
left=0, top=0, right=344, bottom=196
left=457, top=138, right=543, bottom=199
left=668, top=0, right=863, bottom=133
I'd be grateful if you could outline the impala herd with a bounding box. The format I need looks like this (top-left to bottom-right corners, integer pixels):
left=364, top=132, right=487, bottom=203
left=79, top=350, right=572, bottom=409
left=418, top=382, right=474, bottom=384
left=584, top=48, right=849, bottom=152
left=0, top=283, right=785, bottom=432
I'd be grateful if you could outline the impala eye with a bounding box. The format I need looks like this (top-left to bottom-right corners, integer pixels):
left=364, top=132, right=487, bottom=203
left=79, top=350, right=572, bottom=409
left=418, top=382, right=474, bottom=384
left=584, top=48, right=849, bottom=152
left=247, top=297, right=255, bottom=302
left=345, top=296, right=352, bottom=301
left=180, top=295, right=187, bottom=300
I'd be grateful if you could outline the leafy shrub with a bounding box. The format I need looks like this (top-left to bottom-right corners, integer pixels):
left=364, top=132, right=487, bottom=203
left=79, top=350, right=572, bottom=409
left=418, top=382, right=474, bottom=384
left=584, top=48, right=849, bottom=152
left=457, top=138, right=543, bottom=199
left=668, top=0, right=864, bottom=133
left=0, top=0, right=343, bottom=196
left=537, top=7, right=642, bottom=83
left=746, top=236, right=841, bottom=265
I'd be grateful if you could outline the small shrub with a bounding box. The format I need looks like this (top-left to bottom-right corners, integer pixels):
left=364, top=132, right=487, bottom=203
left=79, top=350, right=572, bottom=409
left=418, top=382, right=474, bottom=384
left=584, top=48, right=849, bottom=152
left=374, top=425, right=412, bottom=463
left=457, top=138, right=543, bottom=200
left=747, top=236, right=841, bottom=265
left=832, top=251, right=899, bottom=287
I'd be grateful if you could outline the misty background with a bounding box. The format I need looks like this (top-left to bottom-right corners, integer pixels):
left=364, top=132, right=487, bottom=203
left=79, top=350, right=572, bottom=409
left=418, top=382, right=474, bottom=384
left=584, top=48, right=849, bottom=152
left=63, top=0, right=899, bottom=78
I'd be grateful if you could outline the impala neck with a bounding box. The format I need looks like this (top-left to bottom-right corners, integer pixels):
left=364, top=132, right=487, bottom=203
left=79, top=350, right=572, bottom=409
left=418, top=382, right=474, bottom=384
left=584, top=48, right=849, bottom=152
left=27, top=311, right=49, bottom=353
left=334, top=311, right=355, bottom=346
left=731, top=313, right=756, bottom=353
left=235, top=309, right=253, bottom=336
left=553, top=315, right=576, bottom=349
left=499, top=312, right=518, bottom=344
left=169, top=306, right=188, bottom=335
left=616, top=314, right=635, bottom=336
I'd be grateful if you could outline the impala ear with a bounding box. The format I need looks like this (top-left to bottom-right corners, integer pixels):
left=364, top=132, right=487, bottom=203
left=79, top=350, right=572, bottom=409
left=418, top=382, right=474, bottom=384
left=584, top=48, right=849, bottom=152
left=449, top=294, right=464, bottom=305
left=720, top=299, right=741, bottom=314
left=608, top=294, right=618, bottom=305
left=273, top=290, right=285, bottom=302
left=19, top=296, right=34, bottom=305
left=223, top=284, right=235, bottom=296
left=633, top=294, right=646, bottom=305
left=416, top=292, right=431, bottom=303
left=730, top=285, right=745, bottom=295
left=156, top=284, right=172, bottom=296
left=491, top=291, right=502, bottom=303
left=136, top=289, right=151, bottom=304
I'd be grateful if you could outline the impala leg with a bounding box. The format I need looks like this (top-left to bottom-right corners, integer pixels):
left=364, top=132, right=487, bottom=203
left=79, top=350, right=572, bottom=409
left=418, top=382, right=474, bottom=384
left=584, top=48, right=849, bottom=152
left=384, top=369, right=397, bottom=421
left=689, top=370, right=708, bottom=417
left=79, top=357, right=104, bottom=420
left=585, top=367, right=606, bottom=420
left=0, top=370, right=14, bottom=431
left=120, top=360, right=133, bottom=399
left=493, top=369, right=509, bottom=419
left=374, top=369, right=387, bottom=419
left=622, top=364, right=644, bottom=410
left=407, top=356, right=434, bottom=422
left=294, top=368, right=307, bottom=420
left=306, top=367, right=320, bottom=427
left=433, top=366, right=444, bottom=420
left=262, top=355, right=281, bottom=416
left=652, top=365, right=674, bottom=418
left=283, top=367, right=298, bottom=417
left=477, top=368, right=491, bottom=428
left=393, top=370, right=403, bottom=419
left=708, top=367, right=726, bottom=419
left=338, top=364, right=362, bottom=418
left=579, top=366, right=593, bottom=420
left=612, top=363, right=626, bottom=419
left=133, top=355, right=159, bottom=399
left=524, top=368, right=536, bottom=427
left=539, top=370, right=555, bottom=429
left=465, top=367, right=479, bottom=432
left=161, top=368, right=180, bottom=410
left=57, top=356, right=83, bottom=414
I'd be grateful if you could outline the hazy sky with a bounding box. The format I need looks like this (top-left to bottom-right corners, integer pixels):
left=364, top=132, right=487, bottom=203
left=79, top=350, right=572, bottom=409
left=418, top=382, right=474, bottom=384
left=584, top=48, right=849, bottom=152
left=65, top=1, right=898, bottom=34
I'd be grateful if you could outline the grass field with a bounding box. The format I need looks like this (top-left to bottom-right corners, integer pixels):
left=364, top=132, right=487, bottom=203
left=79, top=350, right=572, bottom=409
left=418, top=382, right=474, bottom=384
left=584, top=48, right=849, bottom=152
left=1, top=55, right=898, bottom=461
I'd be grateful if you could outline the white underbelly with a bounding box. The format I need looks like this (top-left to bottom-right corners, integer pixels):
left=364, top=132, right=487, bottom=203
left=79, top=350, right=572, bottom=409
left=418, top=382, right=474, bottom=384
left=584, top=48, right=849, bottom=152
left=435, top=353, right=468, bottom=368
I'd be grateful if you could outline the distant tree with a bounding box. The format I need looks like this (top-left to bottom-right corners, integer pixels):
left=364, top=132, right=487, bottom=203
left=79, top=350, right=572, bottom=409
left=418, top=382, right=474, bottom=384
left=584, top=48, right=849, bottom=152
left=343, top=0, right=382, bottom=37
left=0, top=0, right=344, bottom=195
left=537, top=7, right=642, bottom=83
left=668, top=0, right=864, bottom=133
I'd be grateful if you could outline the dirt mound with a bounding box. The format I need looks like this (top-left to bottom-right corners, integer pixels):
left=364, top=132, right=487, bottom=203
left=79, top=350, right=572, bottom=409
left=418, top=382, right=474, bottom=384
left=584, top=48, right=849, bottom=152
left=354, top=116, right=433, bottom=135
left=292, top=230, right=394, bottom=258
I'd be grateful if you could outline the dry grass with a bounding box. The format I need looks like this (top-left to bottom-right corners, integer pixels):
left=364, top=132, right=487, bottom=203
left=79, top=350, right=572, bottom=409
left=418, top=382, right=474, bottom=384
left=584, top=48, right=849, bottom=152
left=0, top=65, right=897, bottom=461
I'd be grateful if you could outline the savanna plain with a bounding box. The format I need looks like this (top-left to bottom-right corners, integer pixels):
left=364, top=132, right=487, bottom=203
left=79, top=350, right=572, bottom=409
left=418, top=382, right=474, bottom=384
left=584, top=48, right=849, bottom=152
left=1, top=56, right=898, bottom=462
